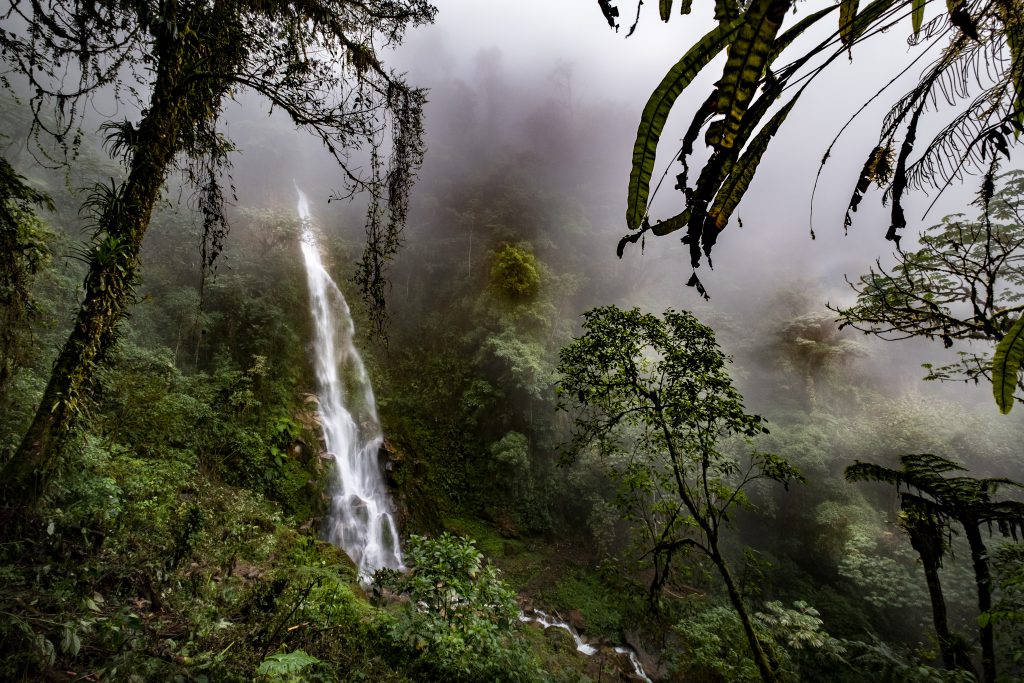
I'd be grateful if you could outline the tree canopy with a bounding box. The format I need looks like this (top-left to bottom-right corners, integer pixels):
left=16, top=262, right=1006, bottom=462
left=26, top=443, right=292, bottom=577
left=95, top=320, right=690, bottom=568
left=835, top=171, right=1024, bottom=397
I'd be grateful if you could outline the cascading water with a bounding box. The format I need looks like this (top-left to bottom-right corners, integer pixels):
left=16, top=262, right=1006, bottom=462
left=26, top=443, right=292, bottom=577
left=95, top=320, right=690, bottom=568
left=296, top=187, right=403, bottom=575
left=296, top=188, right=648, bottom=678
left=519, top=609, right=653, bottom=682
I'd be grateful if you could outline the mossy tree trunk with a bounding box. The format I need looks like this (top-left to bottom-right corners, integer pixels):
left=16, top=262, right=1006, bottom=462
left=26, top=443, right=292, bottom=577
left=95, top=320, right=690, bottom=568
left=2, top=14, right=212, bottom=510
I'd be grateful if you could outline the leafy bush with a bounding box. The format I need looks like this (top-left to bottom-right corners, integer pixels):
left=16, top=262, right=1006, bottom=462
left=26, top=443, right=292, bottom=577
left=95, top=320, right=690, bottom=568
left=671, top=602, right=767, bottom=683
left=375, top=533, right=543, bottom=682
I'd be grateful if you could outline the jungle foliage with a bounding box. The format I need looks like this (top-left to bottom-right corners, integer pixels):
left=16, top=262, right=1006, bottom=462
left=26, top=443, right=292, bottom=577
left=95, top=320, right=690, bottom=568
left=558, top=306, right=801, bottom=682
left=1, top=9, right=1023, bottom=681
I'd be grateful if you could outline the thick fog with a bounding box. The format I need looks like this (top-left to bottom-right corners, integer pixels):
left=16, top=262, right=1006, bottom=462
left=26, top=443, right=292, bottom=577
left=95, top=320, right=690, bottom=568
left=26, top=0, right=1003, bottom=410
left=219, top=0, right=977, bottom=298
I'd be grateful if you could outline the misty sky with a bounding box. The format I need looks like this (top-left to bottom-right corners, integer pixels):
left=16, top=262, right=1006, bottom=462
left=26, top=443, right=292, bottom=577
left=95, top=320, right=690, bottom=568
left=141, top=0, right=1011, bottom=408
left=382, top=0, right=983, bottom=305
left=345, top=0, right=1001, bottom=407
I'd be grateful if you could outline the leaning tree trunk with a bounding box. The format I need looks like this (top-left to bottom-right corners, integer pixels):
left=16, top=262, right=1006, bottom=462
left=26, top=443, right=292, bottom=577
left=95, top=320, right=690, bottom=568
left=963, top=521, right=996, bottom=683
left=711, top=544, right=780, bottom=683
left=1, top=35, right=193, bottom=511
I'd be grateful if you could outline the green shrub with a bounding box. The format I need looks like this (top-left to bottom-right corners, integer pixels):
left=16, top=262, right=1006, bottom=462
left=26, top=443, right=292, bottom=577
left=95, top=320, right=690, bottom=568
left=375, top=533, right=544, bottom=682
left=489, top=244, right=540, bottom=302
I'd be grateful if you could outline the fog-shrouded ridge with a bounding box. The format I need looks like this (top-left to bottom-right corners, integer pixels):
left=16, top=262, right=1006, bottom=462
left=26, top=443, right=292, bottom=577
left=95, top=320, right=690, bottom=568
left=296, top=187, right=403, bottom=574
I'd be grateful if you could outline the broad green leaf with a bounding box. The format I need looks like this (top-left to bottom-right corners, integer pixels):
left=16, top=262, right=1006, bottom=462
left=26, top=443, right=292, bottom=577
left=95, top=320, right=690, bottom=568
left=713, top=0, right=792, bottom=149
left=258, top=650, right=323, bottom=676
left=992, top=315, right=1024, bottom=413
left=626, top=18, right=743, bottom=229
left=708, top=95, right=799, bottom=230
left=840, top=0, right=860, bottom=47
left=660, top=0, right=673, bottom=21
left=912, top=0, right=925, bottom=37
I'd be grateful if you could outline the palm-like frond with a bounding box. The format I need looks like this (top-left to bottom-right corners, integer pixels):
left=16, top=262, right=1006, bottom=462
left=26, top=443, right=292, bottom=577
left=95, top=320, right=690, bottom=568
left=712, top=0, right=792, bottom=149
left=614, top=0, right=1024, bottom=275
left=626, top=18, right=743, bottom=230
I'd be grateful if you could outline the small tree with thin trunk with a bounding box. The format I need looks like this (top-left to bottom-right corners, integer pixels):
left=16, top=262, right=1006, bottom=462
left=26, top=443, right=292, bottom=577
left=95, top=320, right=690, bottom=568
left=558, top=306, right=802, bottom=683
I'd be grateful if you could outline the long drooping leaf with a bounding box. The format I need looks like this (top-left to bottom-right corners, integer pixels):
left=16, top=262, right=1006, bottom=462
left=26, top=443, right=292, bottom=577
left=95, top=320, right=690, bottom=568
left=846, top=0, right=902, bottom=43
left=947, top=0, right=980, bottom=40
left=1002, top=1, right=1024, bottom=125
left=626, top=18, right=743, bottom=230
left=840, top=0, right=860, bottom=47
left=992, top=314, right=1024, bottom=413
left=716, top=0, right=741, bottom=22
left=653, top=209, right=692, bottom=236
left=844, top=144, right=893, bottom=231
left=683, top=149, right=735, bottom=266
left=677, top=83, right=783, bottom=261
left=598, top=0, right=620, bottom=28
left=888, top=100, right=924, bottom=247
left=708, top=95, right=799, bottom=230
left=912, top=0, right=926, bottom=37
left=660, top=0, right=673, bottom=21
left=615, top=208, right=693, bottom=258
left=712, top=0, right=792, bottom=150
left=768, top=4, right=839, bottom=66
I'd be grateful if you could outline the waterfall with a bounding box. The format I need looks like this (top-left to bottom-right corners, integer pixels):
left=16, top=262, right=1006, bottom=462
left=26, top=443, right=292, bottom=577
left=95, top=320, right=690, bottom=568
left=296, top=187, right=403, bottom=574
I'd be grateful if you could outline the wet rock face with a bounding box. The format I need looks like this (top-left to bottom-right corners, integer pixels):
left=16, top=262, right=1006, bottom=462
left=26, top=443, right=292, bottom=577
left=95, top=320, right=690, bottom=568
left=380, top=439, right=443, bottom=535
left=566, top=609, right=586, bottom=632
left=378, top=440, right=400, bottom=486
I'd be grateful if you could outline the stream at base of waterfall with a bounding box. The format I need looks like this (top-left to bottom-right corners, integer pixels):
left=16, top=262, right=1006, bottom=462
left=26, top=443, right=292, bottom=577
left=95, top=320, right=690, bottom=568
left=519, top=610, right=653, bottom=682
left=296, top=188, right=651, bottom=681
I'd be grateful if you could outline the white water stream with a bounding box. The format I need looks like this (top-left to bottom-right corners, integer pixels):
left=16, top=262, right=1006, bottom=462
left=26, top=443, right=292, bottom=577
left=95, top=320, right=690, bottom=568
left=297, top=188, right=403, bottom=575
left=519, top=610, right=652, bottom=682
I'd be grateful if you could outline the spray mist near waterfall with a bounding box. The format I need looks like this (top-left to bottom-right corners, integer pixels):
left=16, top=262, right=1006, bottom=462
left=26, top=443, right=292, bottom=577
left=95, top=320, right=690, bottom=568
left=296, top=187, right=403, bottom=574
